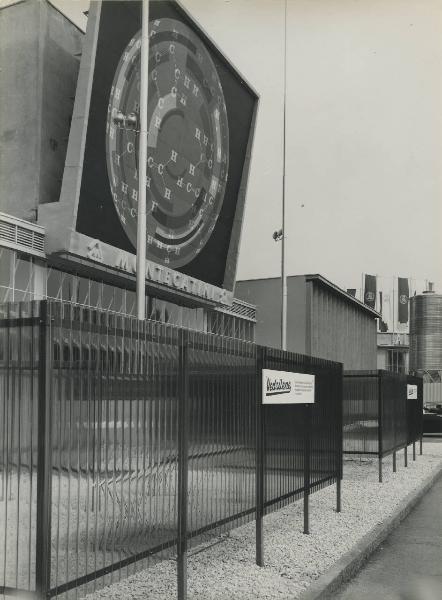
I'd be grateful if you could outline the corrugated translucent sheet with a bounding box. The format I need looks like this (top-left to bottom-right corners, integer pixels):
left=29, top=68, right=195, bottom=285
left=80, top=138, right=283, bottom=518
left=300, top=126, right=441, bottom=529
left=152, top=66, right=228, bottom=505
left=343, top=370, right=418, bottom=458
left=47, top=302, right=180, bottom=599
left=186, top=331, right=257, bottom=546
left=262, top=349, right=342, bottom=514
left=0, top=300, right=342, bottom=599
left=0, top=301, right=39, bottom=596
left=381, top=370, right=407, bottom=455
left=406, top=375, right=423, bottom=444
left=343, top=372, right=379, bottom=455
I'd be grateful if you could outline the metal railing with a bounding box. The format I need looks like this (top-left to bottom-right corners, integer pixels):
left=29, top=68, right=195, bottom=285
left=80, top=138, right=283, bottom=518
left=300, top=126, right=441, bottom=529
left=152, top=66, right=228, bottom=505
left=0, top=300, right=342, bottom=599
left=343, top=370, right=423, bottom=482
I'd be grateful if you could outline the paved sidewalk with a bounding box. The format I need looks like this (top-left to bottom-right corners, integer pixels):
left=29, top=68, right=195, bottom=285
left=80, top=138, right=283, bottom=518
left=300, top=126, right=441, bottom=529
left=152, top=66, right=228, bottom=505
left=331, top=456, right=442, bottom=600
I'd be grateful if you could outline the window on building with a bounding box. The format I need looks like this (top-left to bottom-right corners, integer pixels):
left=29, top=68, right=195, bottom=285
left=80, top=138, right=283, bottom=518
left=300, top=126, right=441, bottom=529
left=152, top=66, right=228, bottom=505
left=387, top=349, right=406, bottom=373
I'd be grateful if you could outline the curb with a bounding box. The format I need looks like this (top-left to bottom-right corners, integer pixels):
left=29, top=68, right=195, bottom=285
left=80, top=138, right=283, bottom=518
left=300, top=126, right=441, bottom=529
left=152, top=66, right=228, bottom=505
left=298, top=462, right=442, bottom=600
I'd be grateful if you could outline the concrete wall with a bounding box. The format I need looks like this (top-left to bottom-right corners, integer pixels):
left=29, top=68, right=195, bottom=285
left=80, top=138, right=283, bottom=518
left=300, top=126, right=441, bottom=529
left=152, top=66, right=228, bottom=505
left=377, top=347, right=388, bottom=370
left=0, top=0, right=82, bottom=220
left=0, top=0, right=40, bottom=220
left=286, top=275, right=307, bottom=355
left=235, top=278, right=282, bottom=349
left=40, top=2, right=82, bottom=206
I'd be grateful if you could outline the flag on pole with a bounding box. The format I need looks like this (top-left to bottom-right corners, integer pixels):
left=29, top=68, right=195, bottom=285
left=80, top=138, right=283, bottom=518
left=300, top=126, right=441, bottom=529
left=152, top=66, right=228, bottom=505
left=398, top=277, right=409, bottom=324
left=364, top=274, right=376, bottom=309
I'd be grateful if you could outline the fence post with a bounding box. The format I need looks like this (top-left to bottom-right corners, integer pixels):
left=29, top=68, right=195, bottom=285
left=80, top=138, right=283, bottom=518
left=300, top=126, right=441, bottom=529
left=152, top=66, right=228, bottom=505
left=419, top=383, right=423, bottom=456
left=336, top=364, right=343, bottom=514
left=303, top=403, right=311, bottom=534
left=393, top=451, right=396, bottom=473
left=413, top=441, right=416, bottom=461
left=378, top=372, right=383, bottom=484
left=36, top=301, right=52, bottom=599
left=255, top=346, right=264, bottom=567
left=177, top=328, right=189, bottom=600
left=404, top=445, right=408, bottom=467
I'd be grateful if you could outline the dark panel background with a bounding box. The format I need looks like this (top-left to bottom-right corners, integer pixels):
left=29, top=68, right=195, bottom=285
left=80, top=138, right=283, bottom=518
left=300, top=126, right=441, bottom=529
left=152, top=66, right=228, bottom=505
left=76, top=0, right=257, bottom=289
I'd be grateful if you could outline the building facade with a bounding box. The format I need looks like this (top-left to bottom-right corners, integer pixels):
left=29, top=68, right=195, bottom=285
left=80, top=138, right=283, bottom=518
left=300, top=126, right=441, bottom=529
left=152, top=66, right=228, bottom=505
left=377, top=332, right=409, bottom=374
left=0, top=0, right=257, bottom=341
left=235, top=274, right=379, bottom=370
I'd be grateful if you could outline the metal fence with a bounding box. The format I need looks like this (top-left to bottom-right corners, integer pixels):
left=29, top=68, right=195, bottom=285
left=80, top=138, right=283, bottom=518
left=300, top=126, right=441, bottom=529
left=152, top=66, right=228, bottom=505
left=424, top=382, right=442, bottom=407
left=407, top=375, right=424, bottom=448
left=0, top=300, right=342, bottom=599
left=343, top=370, right=423, bottom=482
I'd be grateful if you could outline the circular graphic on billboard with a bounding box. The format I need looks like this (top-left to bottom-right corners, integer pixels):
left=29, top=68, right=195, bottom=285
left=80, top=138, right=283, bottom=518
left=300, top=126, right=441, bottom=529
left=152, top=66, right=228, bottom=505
left=106, top=18, right=229, bottom=269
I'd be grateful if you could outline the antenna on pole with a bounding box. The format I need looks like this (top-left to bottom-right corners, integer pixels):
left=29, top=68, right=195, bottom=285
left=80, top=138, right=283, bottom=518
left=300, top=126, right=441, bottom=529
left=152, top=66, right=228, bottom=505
left=136, top=0, right=149, bottom=321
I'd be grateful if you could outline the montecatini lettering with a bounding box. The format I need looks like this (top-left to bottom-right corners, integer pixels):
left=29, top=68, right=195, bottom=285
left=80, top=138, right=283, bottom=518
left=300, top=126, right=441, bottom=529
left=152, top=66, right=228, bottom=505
left=266, top=378, right=291, bottom=393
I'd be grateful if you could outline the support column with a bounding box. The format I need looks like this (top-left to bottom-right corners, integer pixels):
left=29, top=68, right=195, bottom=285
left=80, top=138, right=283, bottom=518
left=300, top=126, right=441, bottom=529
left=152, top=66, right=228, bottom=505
left=36, top=301, right=52, bottom=600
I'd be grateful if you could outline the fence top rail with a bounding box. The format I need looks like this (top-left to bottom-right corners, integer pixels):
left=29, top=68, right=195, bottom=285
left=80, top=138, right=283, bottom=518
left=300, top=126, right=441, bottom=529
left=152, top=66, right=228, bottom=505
left=344, top=370, right=379, bottom=377
left=259, top=344, right=343, bottom=371
left=0, top=299, right=343, bottom=372
left=344, top=369, right=409, bottom=380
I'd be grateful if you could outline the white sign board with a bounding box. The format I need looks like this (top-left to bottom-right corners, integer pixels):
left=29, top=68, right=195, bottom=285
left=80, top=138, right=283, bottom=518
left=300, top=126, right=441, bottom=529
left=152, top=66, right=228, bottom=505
left=407, top=384, right=418, bottom=399
left=262, top=369, right=315, bottom=404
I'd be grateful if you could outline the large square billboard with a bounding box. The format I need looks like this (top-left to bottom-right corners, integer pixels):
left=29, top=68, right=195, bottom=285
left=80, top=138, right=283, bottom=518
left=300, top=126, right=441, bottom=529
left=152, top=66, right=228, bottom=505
left=39, top=0, right=258, bottom=306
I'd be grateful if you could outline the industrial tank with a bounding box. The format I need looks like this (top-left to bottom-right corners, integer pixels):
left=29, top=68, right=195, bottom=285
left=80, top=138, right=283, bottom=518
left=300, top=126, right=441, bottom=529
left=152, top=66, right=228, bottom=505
left=410, top=292, right=442, bottom=372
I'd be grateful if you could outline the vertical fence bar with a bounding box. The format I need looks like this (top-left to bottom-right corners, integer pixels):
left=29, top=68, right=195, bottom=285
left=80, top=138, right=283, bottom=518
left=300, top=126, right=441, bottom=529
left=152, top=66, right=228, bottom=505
left=303, top=404, right=310, bottom=535
left=35, top=301, right=52, bottom=599
left=255, top=346, right=264, bottom=567
left=393, top=451, right=396, bottom=473
left=404, top=445, right=408, bottom=467
left=378, top=373, right=383, bottom=484
left=413, top=441, right=416, bottom=461
left=177, top=328, right=189, bottom=600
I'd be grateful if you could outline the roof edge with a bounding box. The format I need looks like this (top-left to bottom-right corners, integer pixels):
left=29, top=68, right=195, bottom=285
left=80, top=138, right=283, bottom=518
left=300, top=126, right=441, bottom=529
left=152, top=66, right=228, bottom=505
left=304, top=274, right=381, bottom=318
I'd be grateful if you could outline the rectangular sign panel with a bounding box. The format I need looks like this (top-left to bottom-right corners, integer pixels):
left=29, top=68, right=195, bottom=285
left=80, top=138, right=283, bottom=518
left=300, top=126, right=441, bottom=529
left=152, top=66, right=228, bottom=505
left=407, top=384, right=418, bottom=399
left=262, top=369, right=315, bottom=405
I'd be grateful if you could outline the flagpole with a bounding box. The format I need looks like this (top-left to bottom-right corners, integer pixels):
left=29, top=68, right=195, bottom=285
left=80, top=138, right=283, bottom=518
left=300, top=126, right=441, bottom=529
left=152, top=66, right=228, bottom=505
left=392, top=276, right=395, bottom=345
left=136, top=0, right=149, bottom=320
left=281, top=0, right=288, bottom=351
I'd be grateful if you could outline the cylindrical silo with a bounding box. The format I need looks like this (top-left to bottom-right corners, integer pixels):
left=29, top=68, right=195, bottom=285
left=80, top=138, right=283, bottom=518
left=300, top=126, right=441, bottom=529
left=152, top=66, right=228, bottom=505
left=409, top=293, right=442, bottom=372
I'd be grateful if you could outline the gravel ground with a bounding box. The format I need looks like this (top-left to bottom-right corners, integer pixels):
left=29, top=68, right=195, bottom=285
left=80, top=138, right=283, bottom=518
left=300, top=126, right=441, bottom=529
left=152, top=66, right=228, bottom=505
left=83, top=441, right=442, bottom=600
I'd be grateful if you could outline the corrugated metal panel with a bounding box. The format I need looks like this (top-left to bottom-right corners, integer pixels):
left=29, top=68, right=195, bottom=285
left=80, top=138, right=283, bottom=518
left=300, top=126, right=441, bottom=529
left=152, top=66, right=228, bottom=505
left=310, top=281, right=377, bottom=370
left=410, top=294, right=442, bottom=371
left=424, top=382, right=442, bottom=406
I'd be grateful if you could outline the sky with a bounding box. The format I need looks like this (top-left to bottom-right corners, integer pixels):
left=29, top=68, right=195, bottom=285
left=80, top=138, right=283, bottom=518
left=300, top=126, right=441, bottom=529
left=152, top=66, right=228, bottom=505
left=50, top=0, right=442, bottom=301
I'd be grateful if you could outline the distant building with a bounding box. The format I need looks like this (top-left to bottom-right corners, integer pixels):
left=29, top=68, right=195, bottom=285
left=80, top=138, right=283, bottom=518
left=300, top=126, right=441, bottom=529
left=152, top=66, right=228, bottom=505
left=377, top=332, right=409, bottom=374
left=235, top=274, right=380, bottom=370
